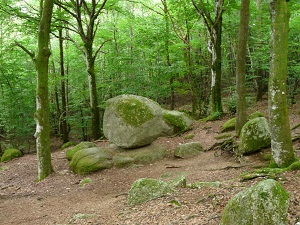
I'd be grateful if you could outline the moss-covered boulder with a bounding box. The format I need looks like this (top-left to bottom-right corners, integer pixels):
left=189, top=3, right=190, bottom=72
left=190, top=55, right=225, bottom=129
left=66, top=142, right=96, bottom=161
left=161, top=110, right=193, bottom=136
left=70, top=147, right=113, bottom=175
left=221, top=117, right=236, bottom=132
left=128, top=178, right=174, bottom=206
left=103, top=94, right=168, bottom=148
left=113, top=143, right=167, bottom=167
left=1, top=148, right=23, bottom=162
left=248, top=111, right=264, bottom=120
left=220, top=179, right=289, bottom=225
left=238, top=117, right=271, bottom=155
left=174, top=142, right=203, bottom=159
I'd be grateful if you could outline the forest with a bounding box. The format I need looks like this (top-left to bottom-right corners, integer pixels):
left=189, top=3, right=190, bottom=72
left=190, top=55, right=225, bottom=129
left=1, top=0, right=300, bottom=224
left=1, top=0, right=300, bottom=178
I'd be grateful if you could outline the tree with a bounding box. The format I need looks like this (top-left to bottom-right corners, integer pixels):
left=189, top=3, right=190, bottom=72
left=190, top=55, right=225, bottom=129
left=35, top=0, right=54, bottom=181
left=235, top=0, right=250, bottom=136
left=191, top=0, right=224, bottom=114
left=55, top=0, right=110, bottom=140
left=268, top=0, right=296, bottom=167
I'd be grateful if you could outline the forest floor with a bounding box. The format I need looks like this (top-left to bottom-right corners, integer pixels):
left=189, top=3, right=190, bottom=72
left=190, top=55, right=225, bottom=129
left=1, top=100, right=300, bottom=225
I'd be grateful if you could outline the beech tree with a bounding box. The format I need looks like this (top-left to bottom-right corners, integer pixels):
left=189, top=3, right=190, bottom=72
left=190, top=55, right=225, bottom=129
left=235, top=0, right=250, bottom=136
left=191, top=0, right=224, bottom=114
left=35, top=0, right=54, bottom=181
left=268, top=0, right=296, bottom=167
left=55, top=0, right=110, bottom=140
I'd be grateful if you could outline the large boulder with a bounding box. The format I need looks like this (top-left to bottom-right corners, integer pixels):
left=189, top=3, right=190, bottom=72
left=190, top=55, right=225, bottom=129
left=1, top=148, right=23, bottom=162
left=174, top=142, right=203, bottom=159
left=127, top=178, right=174, bottom=206
left=162, top=110, right=193, bottom=136
left=220, top=179, right=289, bottom=225
left=70, top=147, right=113, bottom=175
left=103, top=94, right=167, bottom=148
left=238, top=117, right=271, bottom=155
left=113, top=143, right=167, bottom=167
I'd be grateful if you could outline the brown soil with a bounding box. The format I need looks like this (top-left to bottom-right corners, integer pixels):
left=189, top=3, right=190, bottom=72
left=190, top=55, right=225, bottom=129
left=1, top=102, right=300, bottom=225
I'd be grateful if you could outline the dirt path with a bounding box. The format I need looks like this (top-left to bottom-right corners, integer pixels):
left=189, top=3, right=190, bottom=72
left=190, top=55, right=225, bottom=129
left=1, top=110, right=300, bottom=224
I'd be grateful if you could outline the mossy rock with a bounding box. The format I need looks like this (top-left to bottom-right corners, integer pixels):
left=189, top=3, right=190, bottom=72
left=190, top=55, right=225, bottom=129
left=238, top=117, right=271, bottom=155
left=162, top=110, right=193, bottom=136
left=103, top=94, right=167, bottom=148
left=61, top=141, right=75, bottom=150
left=166, top=174, right=187, bottom=188
left=248, top=111, right=264, bottom=120
left=174, top=142, right=203, bottom=159
left=220, top=179, right=289, bottom=225
left=187, top=181, right=222, bottom=189
left=113, top=143, right=167, bottom=167
left=115, top=98, right=155, bottom=127
left=66, top=142, right=96, bottom=161
left=287, top=161, right=300, bottom=171
left=221, top=117, right=236, bottom=132
left=200, top=112, right=223, bottom=122
left=1, top=148, right=23, bottom=162
left=70, top=147, right=113, bottom=175
left=127, top=178, right=174, bottom=206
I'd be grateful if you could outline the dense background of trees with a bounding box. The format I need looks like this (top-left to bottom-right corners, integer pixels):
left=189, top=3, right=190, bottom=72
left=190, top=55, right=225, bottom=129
left=0, top=0, right=299, bottom=152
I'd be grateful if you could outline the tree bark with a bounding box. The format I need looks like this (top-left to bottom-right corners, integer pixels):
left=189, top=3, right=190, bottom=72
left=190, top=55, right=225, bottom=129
left=59, top=28, right=69, bottom=143
left=268, top=0, right=296, bottom=167
left=191, top=0, right=224, bottom=114
left=162, top=0, right=175, bottom=110
left=55, top=0, right=108, bottom=140
left=35, top=0, right=54, bottom=181
left=235, top=0, right=250, bottom=136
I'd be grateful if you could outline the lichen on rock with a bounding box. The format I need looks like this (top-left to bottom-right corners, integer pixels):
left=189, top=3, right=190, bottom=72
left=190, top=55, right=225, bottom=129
left=127, top=178, right=174, bottom=206
left=103, top=94, right=166, bottom=148
left=70, top=147, right=113, bottom=175
left=174, top=142, right=203, bottom=159
left=238, top=117, right=271, bottom=155
left=162, top=110, right=193, bottom=135
left=220, top=179, right=289, bottom=225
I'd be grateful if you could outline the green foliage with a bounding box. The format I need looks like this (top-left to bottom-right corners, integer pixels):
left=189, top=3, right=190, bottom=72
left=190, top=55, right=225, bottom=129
left=0, top=0, right=300, bottom=146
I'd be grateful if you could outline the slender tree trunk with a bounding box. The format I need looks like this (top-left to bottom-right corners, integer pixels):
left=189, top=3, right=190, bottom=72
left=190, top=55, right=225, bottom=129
left=85, top=45, right=101, bottom=140
left=268, top=0, right=296, bottom=167
left=255, top=0, right=264, bottom=102
left=59, top=28, right=69, bottom=143
left=209, top=0, right=223, bottom=113
left=235, top=0, right=250, bottom=136
left=162, top=0, right=175, bottom=110
left=35, top=0, right=54, bottom=181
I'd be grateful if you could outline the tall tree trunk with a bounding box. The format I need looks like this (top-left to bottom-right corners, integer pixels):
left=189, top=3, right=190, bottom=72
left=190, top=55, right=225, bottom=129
left=235, top=0, right=250, bottom=136
left=255, top=0, right=264, bottom=102
left=192, top=0, right=223, bottom=114
left=268, top=0, right=296, bottom=167
left=59, top=28, right=69, bottom=143
left=162, top=0, right=175, bottom=110
left=210, top=0, right=223, bottom=113
left=86, top=45, right=101, bottom=140
left=35, top=0, right=54, bottom=181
